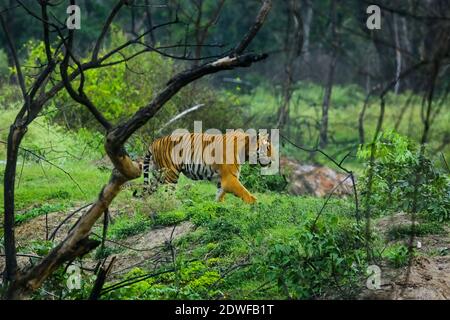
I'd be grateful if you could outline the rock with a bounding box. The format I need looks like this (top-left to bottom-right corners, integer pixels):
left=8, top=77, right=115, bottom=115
left=280, top=157, right=354, bottom=197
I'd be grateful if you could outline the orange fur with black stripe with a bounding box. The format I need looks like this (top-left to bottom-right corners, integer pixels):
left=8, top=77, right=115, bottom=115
left=136, top=131, right=272, bottom=204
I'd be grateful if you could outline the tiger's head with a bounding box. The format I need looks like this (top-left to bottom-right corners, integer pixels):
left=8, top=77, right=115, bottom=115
left=256, top=132, right=274, bottom=167
left=245, top=131, right=274, bottom=167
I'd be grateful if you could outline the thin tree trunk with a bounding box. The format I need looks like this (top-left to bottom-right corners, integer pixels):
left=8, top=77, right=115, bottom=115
left=393, top=13, right=402, bottom=94
left=302, top=0, right=313, bottom=63
left=319, top=0, right=338, bottom=148
left=277, top=64, right=294, bottom=128
left=3, top=125, right=26, bottom=285
left=365, top=47, right=371, bottom=94
left=145, top=0, right=156, bottom=45
left=319, top=51, right=337, bottom=148
left=277, top=0, right=303, bottom=129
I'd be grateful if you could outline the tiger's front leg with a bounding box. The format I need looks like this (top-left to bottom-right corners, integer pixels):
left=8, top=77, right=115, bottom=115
left=220, top=175, right=257, bottom=204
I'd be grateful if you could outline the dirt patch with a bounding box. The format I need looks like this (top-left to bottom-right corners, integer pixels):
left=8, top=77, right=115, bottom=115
left=1, top=204, right=194, bottom=280
left=106, top=221, right=194, bottom=277
left=360, top=213, right=450, bottom=300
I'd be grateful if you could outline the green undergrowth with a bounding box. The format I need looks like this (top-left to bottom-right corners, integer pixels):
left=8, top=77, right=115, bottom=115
left=99, top=177, right=366, bottom=300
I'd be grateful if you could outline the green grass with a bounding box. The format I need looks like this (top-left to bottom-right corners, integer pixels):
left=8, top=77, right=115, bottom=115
left=103, top=177, right=365, bottom=300
left=1, top=107, right=108, bottom=211
left=0, top=161, right=110, bottom=211
left=107, top=212, right=152, bottom=240
left=14, top=203, right=67, bottom=225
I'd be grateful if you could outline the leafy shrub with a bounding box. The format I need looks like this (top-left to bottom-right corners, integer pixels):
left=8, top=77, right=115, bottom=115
left=108, top=213, right=152, bottom=239
left=139, top=186, right=182, bottom=214
left=253, top=216, right=365, bottom=299
left=240, top=164, right=287, bottom=193
left=382, top=244, right=410, bottom=268
left=46, top=190, right=71, bottom=200
left=103, top=262, right=221, bottom=300
left=94, top=246, right=124, bottom=260
left=358, top=131, right=450, bottom=221
left=15, top=203, right=66, bottom=225
left=154, top=210, right=187, bottom=226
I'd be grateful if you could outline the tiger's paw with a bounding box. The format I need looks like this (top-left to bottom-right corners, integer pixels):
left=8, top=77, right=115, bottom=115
left=244, top=195, right=257, bottom=204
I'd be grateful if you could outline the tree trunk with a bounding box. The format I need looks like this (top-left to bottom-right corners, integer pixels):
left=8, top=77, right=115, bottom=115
left=319, top=51, right=337, bottom=148
left=277, top=0, right=303, bottom=129
left=302, top=0, right=313, bottom=63
left=319, top=0, right=338, bottom=149
left=3, top=124, right=26, bottom=286
left=277, top=64, right=294, bottom=129
left=393, top=13, right=402, bottom=94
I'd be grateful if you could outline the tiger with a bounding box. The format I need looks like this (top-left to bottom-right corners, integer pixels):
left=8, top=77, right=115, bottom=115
left=133, top=131, right=274, bottom=204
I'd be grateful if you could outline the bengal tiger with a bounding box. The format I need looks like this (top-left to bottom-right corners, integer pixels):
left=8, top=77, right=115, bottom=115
left=133, top=131, right=273, bottom=203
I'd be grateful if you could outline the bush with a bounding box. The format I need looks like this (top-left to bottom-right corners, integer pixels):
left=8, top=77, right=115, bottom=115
left=358, top=131, right=450, bottom=221
left=108, top=213, right=152, bottom=239
left=239, top=164, right=287, bottom=193
left=387, top=221, right=445, bottom=241
left=252, top=216, right=365, bottom=299
left=103, top=262, right=222, bottom=300
left=382, top=244, right=410, bottom=268
left=15, top=203, right=66, bottom=225
left=154, top=210, right=188, bottom=226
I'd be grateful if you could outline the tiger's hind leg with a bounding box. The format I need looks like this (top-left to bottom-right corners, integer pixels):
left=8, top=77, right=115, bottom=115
left=133, top=152, right=154, bottom=198
left=143, top=153, right=167, bottom=196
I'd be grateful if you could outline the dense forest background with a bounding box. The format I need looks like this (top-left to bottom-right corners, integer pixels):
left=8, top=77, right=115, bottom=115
left=0, top=0, right=449, bottom=300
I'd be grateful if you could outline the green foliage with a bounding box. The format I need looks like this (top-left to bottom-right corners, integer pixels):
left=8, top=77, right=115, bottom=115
left=94, top=245, right=124, bottom=260
left=108, top=213, right=152, bottom=240
left=0, top=49, right=9, bottom=80
left=382, top=244, right=410, bottom=268
left=154, top=210, right=188, bottom=226
left=24, top=239, right=54, bottom=256
left=15, top=203, right=66, bottom=225
left=95, top=187, right=363, bottom=300
left=358, top=131, right=450, bottom=221
left=103, top=261, right=221, bottom=300
left=0, top=108, right=104, bottom=161
left=239, top=164, right=287, bottom=193
left=252, top=217, right=365, bottom=299
left=172, top=193, right=363, bottom=299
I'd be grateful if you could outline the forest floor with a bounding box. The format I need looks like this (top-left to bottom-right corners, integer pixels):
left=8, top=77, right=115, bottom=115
left=1, top=203, right=194, bottom=279
left=360, top=212, right=450, bottom=300
left=2, top=202, right=448, bottom=300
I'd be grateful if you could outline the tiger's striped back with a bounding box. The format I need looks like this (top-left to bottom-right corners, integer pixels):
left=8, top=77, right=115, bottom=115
left=136, top=132, right=273, bottom=203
